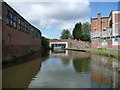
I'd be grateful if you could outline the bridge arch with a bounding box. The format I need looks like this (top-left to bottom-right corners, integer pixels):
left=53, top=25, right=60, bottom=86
left=49, top=42, right=68, bottom=50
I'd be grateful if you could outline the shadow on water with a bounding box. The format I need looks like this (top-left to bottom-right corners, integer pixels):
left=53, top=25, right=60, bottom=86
left=2, top=50, right=49, bottom=88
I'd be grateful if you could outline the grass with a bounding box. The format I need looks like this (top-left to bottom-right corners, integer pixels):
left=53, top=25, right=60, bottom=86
left=91, top=48, right=119, bottom=59
left=65, top=47, right=119, bottom=59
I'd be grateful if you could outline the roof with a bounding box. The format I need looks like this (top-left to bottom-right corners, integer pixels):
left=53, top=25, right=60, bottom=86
left=91, top=10, right=119, bottom=20
left=3, top=2, right=42, bottom=33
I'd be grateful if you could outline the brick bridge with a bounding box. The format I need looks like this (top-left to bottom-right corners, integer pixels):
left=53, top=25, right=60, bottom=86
left=49, top=39, right=90, bottom=49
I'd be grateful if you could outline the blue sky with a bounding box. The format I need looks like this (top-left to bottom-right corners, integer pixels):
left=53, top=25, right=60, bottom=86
left=90, top=2, right=118, bottom=18
left=5, top=1, right=119, bottom=39
left=41, top=2, right=119, bottom=39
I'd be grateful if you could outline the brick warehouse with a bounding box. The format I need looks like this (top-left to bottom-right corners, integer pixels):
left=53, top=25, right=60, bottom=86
left=91, top=10, right=120, bottom=50
left=2, top=2, right=42, bottom=60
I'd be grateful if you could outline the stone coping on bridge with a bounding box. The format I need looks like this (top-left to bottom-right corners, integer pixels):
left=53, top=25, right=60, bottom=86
left=49, top=39, right=90, bottom=48
left=49, top=39, right=89, bottom=44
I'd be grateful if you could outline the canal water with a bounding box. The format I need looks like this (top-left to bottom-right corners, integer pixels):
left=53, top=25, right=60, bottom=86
left=3, top=50, right=120, bottom=88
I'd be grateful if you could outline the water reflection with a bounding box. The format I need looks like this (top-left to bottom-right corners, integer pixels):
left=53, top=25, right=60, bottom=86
left=50, top=49, right=68, bottom=57
left=90, top=55, right=120, bottom=88
left=73, top=57, right=91, bottom=73
left=61, top=57, right=71, bottom=67
left=28, top=50, right=92, bottom=88
left=3, top=50, right=120, bottom=88
left=3, top=59, right=41, bottom=88
left=28, top=50, right=120, bottom=88
left=2, top=52, right=42, bottom=88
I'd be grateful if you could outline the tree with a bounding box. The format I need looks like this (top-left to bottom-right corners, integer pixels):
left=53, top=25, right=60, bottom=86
left=72, top=22, right=82, bottom=40
left=60, top=29, right=72, bottom=39
left=41, top=36, right=50, bottom=50
left=81, top=22, right=91, bottom=41
left=72, top=22, right=91, bottom=41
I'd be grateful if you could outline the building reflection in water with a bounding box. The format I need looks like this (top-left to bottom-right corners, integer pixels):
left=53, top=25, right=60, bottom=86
left=91, top=55, right=120, bottom=88
left=2, top=52, right=42, bottom=88
left=3, top=50, right=119, bottom=88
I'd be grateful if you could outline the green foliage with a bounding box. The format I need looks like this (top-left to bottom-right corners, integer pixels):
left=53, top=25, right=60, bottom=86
left=73, top=22, right=82, bottom=40
left=72, top=22, right=91, bottom=41
left=41, top=36, right=50, bottom=50
left=81, top=22, right=91, bottom=41
left=97, top=48, right=107, bottom=50
left=92, top=49, right=119, bottom=58
left=60, top=29, right=72, bottom=39
left=53, top=38, right=58, bottom=40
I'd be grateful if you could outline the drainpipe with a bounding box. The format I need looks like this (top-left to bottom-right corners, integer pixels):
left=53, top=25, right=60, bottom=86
left=98, top=13, right=102, bottom=48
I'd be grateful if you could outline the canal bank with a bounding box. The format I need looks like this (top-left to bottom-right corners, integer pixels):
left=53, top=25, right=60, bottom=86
left=2, top=50, right=40, bottom=65
left=64, top=48, right=119, bottom=59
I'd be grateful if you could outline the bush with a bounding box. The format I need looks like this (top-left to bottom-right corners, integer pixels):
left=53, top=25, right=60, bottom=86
left=41, top=36, right=50, bottom=50
left=97, top=48, right=107, bottom=50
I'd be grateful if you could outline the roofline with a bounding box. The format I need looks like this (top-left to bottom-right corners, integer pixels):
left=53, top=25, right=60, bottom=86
left=91, top=18, right=97, bottom=20
left=3, top=2, right=41, bottom=33
left=102, top=17, right=109, bottom=19
left=91, top=10, right=120, bottom=20
left=109, top=10, right=120, bottom=17
left=91, top=17, right=109, bottom=20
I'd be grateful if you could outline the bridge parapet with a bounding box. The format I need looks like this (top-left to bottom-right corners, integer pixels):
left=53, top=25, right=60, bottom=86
left=49, top=39, right=90, bottom=49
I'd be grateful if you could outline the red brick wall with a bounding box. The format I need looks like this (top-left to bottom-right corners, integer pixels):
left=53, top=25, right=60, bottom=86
left=91, top=13, right=110, bottom=49
left=2, top=3, right=41, bottom=59
left=91, top=43, right=98, bottom=48
left=91, top=19, right=98, bottom=32
left=101, top=18, right=109, bottom=30
left=97, top=13, right=102, bottom=32
left=107, top=40, right=112, bottom=49
left=114, top=14, right=120, bottom=23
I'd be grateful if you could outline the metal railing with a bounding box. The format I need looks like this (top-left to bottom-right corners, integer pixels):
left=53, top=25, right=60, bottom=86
left=91, top=28, right=113, bottom=39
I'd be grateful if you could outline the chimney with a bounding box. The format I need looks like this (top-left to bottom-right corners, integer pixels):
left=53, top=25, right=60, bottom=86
left=98, top=13, right=101, bottom=19
left=97, top=12, right=102, bottom=31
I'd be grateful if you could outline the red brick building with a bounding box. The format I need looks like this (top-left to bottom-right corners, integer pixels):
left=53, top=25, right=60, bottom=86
left=91, top=10, right=120, bottom=50
left=2, top=2, right=42, bottom=60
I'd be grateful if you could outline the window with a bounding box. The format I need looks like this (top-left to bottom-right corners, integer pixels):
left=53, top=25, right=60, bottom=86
left=114, top=38, right=118, bottom=41
left=103, top=29, right=106, bottom=31
left=103, top=39, right=106, bottom=42
left=6, top=9, right=17, bottom=28
left=18, top=18, right=25, bottom=32
left=8, top=34, right=11, bottom=42
left=6, top=10, right=10, bottom=25
left=26, top=23, right=30, bottom=34
left=94, top=28, right=96, bottom=31
left=13, top=15, right=17, bottom=28
left=10, top=12, right=13, bottom=26
left=38, top=31, right=41, bottom=37
left=35, top=30, right=38, bottom=37
left=110, top=19, right=112, bottom=28
left=18, top=19, right=21, bottom=30
left=31, top=28, right=34, bottom=38
left=21, top=20, right=25, bottom=31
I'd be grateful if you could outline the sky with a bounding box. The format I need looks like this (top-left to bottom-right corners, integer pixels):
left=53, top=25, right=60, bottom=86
left=5, top=0, right=119, bottom=39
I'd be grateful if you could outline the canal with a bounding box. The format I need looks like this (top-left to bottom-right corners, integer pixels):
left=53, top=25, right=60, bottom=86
left=3, top=50, right=120, bottom=88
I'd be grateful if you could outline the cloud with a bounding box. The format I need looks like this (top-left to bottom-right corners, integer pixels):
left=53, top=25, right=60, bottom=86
left=5, top=0, right=90, bottom=32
